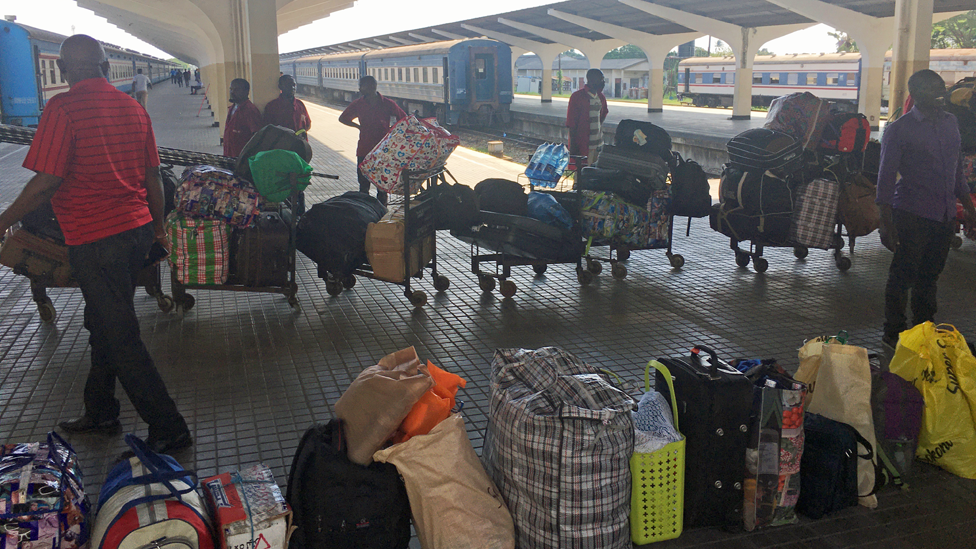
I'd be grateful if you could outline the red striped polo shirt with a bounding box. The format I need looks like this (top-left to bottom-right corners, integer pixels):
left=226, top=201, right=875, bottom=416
left=23, top=77, right=158, bottom=245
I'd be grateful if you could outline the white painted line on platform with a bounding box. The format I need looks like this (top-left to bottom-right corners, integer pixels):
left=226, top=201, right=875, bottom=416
left=0, top=146, right=27, bottom=163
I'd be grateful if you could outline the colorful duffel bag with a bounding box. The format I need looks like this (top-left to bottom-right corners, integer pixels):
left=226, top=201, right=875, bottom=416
left=176, top=165, right=262, bottom=228
left=167, top=212, right=231, bottom=285
left=0, top=432, right=90, bottom=549
left=483, top=347, right=635, bottom=549
left=90, top=435, right=213, bottom=549
left=359, top=116, right=460, bottom=195
left=581, top=190, right=651, bottom=248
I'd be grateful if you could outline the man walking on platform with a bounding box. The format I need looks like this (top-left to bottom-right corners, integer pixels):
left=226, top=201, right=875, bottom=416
left=566, top=68, right=608, bottom=168
left=339, top=75, right=406, bottom=205
left=223, top=78, right=263, bottom=158
left=131, top=68, right=151, bottom=109
left=264, top=74, right=311, bottom=135
left=176, top=68, right=183, bottom=87
left=183, top=69, right=191, bottom=87
left=878, top=69, right=976, bottom=350
left=0, top=35, right=193, bottom=454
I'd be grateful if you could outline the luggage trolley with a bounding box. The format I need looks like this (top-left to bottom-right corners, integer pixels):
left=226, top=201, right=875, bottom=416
left=329, top=166, right=449, bottom=308
left=170, top=176, right=305, bottom=312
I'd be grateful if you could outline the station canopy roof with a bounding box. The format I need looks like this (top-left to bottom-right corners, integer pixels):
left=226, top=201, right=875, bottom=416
left=281, top=0, right=972, bottom=58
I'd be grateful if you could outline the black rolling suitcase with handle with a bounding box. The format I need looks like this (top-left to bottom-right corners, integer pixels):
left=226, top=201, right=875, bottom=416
left=231, top=210, right=291, bottom=287
left=657, top=345, right=752, bottom=529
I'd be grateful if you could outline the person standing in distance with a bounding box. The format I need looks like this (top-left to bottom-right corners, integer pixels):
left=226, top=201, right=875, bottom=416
left=131, top=68, right=151, bottom=109
left=566, top=68, right=608, bottom=168
left=223, top=78, right=263, bottom=158
left=0, top=35, right=192, bottom=454
left=877, top=69, right=976, bottom=350
left=339, top=75, right=406, bottom=205
left=264, top=74, right=311, bottom=136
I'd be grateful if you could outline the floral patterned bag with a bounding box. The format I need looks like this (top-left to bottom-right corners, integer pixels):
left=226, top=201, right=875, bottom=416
left=359, top=116, right=460, bottom=195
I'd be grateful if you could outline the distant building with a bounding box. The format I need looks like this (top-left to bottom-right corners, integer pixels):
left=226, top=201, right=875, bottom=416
left=514, top=53, right=650, bottom=99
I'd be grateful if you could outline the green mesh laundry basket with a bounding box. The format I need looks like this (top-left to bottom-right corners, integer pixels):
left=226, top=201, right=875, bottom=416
left=630, top=360, right=686, bottom=544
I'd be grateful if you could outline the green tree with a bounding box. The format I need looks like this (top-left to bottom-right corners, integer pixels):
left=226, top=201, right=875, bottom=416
left=932, top=10, right=976, bottom=48
left=828, top=31, right=858, bottom=52
left=605, top=44, right=647, bottom=59
left=757, top=48, right=773, bottom=56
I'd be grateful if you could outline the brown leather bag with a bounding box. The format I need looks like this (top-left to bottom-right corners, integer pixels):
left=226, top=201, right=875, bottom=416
left=839, top=173, right=880, bottom=238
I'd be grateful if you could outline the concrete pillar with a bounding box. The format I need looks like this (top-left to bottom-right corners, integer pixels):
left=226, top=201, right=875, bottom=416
left=858, top=44, right=887, bottom=129
left=889, top=0, right=934, bottom=117
left=540, top=54, right=555, bottom=103
left=243, top=0, right=280, bottom=110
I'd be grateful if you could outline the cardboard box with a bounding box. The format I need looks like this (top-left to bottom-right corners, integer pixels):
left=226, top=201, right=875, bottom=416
left=0, top=223, right=73, bottom=286
left=365, top=207, right=434, bottom=283
left=203, top=464, right=292, bottom=549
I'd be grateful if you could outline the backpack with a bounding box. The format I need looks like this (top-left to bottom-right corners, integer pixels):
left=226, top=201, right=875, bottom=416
left=614, top=119, right=673, bottom=165
left=0, top=432, right=91, bottom=549
left=474, top=178, right=528, bottom=217
left=727, top=128, right=803, bottom=175
left=160, top=164, right=179, bottom=216
left=871, top=364, right=924, bottom=484
left=286, top=419, right=411, bottom=549
left=819, top=113, right=870, bottom=154
left=764, top=91, right=831, bottom=149
left=711, top=166, right=794, bottom=245
left=796, top=414, right=875, bottom=519
left=433, top=180, right=480, bottom=231
left=296, top=192, right=387, bottom=278
left=234, top=124, right=313, bottom=182
left=669, top=152, right=712, bottom=218
left=90, top=435, right=213, bottom=549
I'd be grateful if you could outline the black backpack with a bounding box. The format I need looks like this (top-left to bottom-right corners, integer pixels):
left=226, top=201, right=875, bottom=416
left=796, top=414, right=877, bottom=519
left=296, top=192, right=387, bottom=278
left=669, top=152, right=712, bottom=218
left=234, top=124, right=313, bottom=182
left=433, top=181, right=480, bottom=231
left=160, top=164, right=179, bottom=216
left=614, top=119, right=673, bottom=165
left=474, top=178, right=528, bottom=217
left=286, top=419, right=411, bottom=549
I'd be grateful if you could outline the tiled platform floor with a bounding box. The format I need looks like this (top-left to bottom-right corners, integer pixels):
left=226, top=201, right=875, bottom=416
left=1, top=81, right=975, bottom=548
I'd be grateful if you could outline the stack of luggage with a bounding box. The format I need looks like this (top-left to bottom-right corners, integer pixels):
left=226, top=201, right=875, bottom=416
left=946, top=78, right=976, bottom=243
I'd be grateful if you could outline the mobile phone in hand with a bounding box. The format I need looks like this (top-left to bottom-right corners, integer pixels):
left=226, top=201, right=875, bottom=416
left=143, top=242, right=169, bottom=268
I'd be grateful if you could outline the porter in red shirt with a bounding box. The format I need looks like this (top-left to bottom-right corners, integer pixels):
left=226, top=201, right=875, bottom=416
left=223, top=99, right=263, bottom=157
left=339, top=92, right=407, bottom=157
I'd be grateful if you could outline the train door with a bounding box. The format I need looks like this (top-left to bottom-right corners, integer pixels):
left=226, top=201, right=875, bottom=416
left=684, top=67, right=690, bottom=92
left=470, top=49, right=497, bottom=104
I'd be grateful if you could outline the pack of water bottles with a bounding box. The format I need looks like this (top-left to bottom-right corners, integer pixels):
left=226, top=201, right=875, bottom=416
left=525, top=143, right=570, bottom=188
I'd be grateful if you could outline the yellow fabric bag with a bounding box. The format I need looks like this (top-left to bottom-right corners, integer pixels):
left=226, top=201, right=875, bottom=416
left=889, top=323, right=976, bottom=479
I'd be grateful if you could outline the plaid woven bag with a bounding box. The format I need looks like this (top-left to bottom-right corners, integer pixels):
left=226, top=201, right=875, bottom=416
left=483, top=347, right=635, bottom=549
left=166, top=213, right=231, bottom=285
left=789, top=178, right=840, bottom=249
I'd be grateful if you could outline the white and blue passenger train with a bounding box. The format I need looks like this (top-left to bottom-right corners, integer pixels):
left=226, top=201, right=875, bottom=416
left=0, top=19, right=179, bottom=126
left=677, top=49, right=976, bottom=108
left=282, top=39, right=513, bottom=125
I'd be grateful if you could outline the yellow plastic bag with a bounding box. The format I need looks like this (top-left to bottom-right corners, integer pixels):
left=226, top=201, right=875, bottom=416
left=888, top=323, right=976, bottom=479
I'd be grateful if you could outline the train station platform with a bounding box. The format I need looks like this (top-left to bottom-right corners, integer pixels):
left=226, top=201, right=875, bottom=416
left=1, top=80, right=975, bottom=548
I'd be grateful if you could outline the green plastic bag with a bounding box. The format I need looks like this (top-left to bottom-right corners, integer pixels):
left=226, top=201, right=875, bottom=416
left=889, top=322, right=976, bottom=479
left=248, top=149, right=312, bottom=202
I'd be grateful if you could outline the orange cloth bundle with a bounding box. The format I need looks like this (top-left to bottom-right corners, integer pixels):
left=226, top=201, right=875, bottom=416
left=393, top=362, right=467, bottom=444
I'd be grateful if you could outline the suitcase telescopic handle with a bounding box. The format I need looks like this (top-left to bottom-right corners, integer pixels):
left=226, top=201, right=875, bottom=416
left=691, top=345, right=720, bottom=378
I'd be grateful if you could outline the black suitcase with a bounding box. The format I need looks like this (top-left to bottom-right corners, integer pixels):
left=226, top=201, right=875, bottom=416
left=614, top=119, right=673, bottom=164
left=595, top=145, right=669, bottom=190
left=474, top=178, right=528, bottom=217
left=231, top=210, right=291, bottom=287
left=577, top=166, right=651, bottom=207
left=451, top=211, right=582, bottom=261
left=296, top=192, right=386, bottom=278
left=727, top=128, right=802, bottom=175
left=657, top=345, right=752, bottom=528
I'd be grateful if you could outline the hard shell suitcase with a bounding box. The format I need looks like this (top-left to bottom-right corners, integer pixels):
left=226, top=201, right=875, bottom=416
left=656, top=346, right=752, bottom=528
left=727, top=128, right=803, bottom=175
left=231, top=210, right=291, bottom=287
left=614, top=119, right=673, bottom=164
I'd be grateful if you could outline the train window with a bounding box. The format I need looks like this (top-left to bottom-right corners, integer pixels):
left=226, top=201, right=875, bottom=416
left=385, top=68, right=390, bottom=81
left=769, top=73, right=780, bottom=84
left=826, top=73, right=839, bottom=85
left=727, top=73, right=734, bottom=84
left=406, top=67, right=411, bottom=82
left=398, top=68, right=403, bottom=81
left=694, top=73, right=702, bottom=84
left=41, top=61, right=47, bottom=86
left=788, top=73, right=798, bottom=85
left=50, top=65, right=56, bottom=85
left=846, top=73, right=857, bottom=85
left=414, top=68, right=419, bottom=83
left=806, top=73, right=817, bottom=85
left=432, top=67, right=439, bottom=84
left=753, top=72, right=763, bottom=84
left=711, top=74, right=721, bottom=84
left=423, top=67, right=428, bottom=83
left=60, top=68, right=66, bottom=84
left=476, top=58, right=486, bottom=79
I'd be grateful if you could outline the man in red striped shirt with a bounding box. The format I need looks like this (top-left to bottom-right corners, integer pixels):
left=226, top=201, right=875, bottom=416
left=0, top=35, right=191, bottom=454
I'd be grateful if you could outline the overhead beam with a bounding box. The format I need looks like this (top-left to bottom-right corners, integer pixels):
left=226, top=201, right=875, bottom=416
left=388, top=36, right=415, bottom=45
left=409, top=33, right=437, bottom=43
left=431, top=28, right=468, bottom=40
left=496, top=17, right=625, bottom=75
left=373, top=38, right=398, bottom=47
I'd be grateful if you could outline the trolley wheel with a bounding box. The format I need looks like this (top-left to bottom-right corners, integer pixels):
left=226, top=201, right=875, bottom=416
left=611, top=263, right=627, bottom=279
left=37, top=300, right=56, bottom=324
left=157, top=295, right=175, bottom=313
left=587, top=259, right=603, bottom=274
left=951, top=235, right=964, bottom=249
left=409, top=290, right=428, bottom=307
left=753, top=257, right=769, bottom=273
left=434, top=275, right=450, bottom=292
left=478, top=275, right=496, bottom=293
left=616, top=245, right=631, bottom=261
left=326, top=279, right=343, bottom=296
left=669, top=254, right=685, bottom=269
left=735, top=251, right=751, bottom=267
left=341, top=275, right=356, bottom=289
left=500, top=280, right=517, bottom=298
left=793, top=246, right=809, bottom=259
left=179, top=294, right=196, bottom=311
left=577, top=269, right=594, bottom=286
left=533, top=264, right=548, bottom=276
left=836, top=256, right=853, bottom=272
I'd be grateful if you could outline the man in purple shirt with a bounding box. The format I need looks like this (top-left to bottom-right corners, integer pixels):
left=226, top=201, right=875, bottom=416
left=877, top=69, right=976, bottom=349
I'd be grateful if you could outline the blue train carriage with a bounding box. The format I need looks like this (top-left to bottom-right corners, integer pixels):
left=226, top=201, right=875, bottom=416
left=305, top=51, right=365, bottom=102
left=0, top=21, right=64, bottom=126
left=363, top=39, right=512, bottom=125
left=678, top=53, right=861, bottom=108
